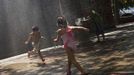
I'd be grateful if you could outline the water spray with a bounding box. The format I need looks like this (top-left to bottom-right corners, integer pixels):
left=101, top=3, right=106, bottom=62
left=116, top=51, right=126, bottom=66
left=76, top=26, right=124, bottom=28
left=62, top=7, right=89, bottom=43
left=58, top=0, right=63, bottom=16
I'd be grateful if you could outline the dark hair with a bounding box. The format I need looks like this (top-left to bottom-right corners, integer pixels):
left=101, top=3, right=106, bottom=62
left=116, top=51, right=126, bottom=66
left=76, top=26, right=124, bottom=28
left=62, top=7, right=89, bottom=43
left=32, top=26, right=39, bottom=31
left=57, top=16, right=67, bottom=28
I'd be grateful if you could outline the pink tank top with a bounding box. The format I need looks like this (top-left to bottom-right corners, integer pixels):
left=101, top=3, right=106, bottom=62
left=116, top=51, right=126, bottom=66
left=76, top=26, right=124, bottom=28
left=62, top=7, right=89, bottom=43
left=61, top=26, right=77, bottom=50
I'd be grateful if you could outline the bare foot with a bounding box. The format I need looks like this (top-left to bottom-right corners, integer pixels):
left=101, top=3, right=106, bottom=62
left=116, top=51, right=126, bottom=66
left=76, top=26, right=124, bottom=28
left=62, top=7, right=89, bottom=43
left=41, top=60, right=46, bottom=65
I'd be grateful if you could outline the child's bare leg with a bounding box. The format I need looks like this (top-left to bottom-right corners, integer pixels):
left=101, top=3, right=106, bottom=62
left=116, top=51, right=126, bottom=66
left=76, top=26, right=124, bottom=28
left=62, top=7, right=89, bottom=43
left=97, top=34, right=100, bottom=42
left=67, top=56, right=72, bottom=75
left=102, top=33, right=105, bottom=41
left=71, top=57, right=85, bottom=74
left=27, top=51, right=32, bottom=58
left=37, top=50, right=45, bottom=63
left=66, top=48, right=86, bottom=75
left=72, top=56, right=88, bottom=75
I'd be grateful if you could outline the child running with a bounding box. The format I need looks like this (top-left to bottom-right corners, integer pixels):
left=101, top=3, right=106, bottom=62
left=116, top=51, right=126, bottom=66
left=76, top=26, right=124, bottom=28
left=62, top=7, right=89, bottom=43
left=25, top=26, right=45, bottom=63
left=54, top=16, right=89, bottom=75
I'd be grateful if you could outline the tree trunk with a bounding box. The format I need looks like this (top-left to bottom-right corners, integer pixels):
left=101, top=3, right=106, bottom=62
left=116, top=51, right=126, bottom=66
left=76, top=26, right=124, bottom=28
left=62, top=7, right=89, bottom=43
left=112, top=0, right=120, bottom=25
left=91, top=0, right=116, bottom=29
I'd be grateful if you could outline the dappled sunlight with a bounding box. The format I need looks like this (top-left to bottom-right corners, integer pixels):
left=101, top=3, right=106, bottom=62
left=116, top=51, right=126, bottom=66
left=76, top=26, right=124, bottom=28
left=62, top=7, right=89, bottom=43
left=3, top=63, right=39, bottom=71
left=117, top=22, right=134, bottom=28
left=105, top=30, right=123, bottom=36
left=115, top=61, right=132, bottom=66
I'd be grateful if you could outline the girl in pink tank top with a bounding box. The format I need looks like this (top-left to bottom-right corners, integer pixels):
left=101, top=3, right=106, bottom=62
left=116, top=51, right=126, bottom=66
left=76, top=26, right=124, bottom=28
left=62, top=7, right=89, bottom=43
left=54, top=16, right=89, bottom=75
left=61, top=26, right=78, bottom=50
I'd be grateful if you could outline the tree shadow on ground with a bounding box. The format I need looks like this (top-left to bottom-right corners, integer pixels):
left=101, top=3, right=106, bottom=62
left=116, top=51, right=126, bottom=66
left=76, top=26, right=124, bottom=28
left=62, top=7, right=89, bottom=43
left=80, top=23, right=134, bottom=75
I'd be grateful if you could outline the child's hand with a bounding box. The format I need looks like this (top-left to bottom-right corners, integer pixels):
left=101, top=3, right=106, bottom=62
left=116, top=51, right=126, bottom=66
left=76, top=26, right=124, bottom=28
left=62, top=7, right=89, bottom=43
left=53, top=39, right=58, bottom=42
left=25, top=41, right=28, bottom=44
left=41, top=36, right=45, bottom=39
left=32, top=42, right=35, bottom=45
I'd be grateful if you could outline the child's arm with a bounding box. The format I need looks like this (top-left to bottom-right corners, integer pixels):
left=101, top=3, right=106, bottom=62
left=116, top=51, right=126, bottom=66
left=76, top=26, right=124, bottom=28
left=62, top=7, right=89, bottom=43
left=25, top=33, right=32, bottom=44
left=71, top=26, right=89, bottom=32
left=53, top=29, right=62, bottom=42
